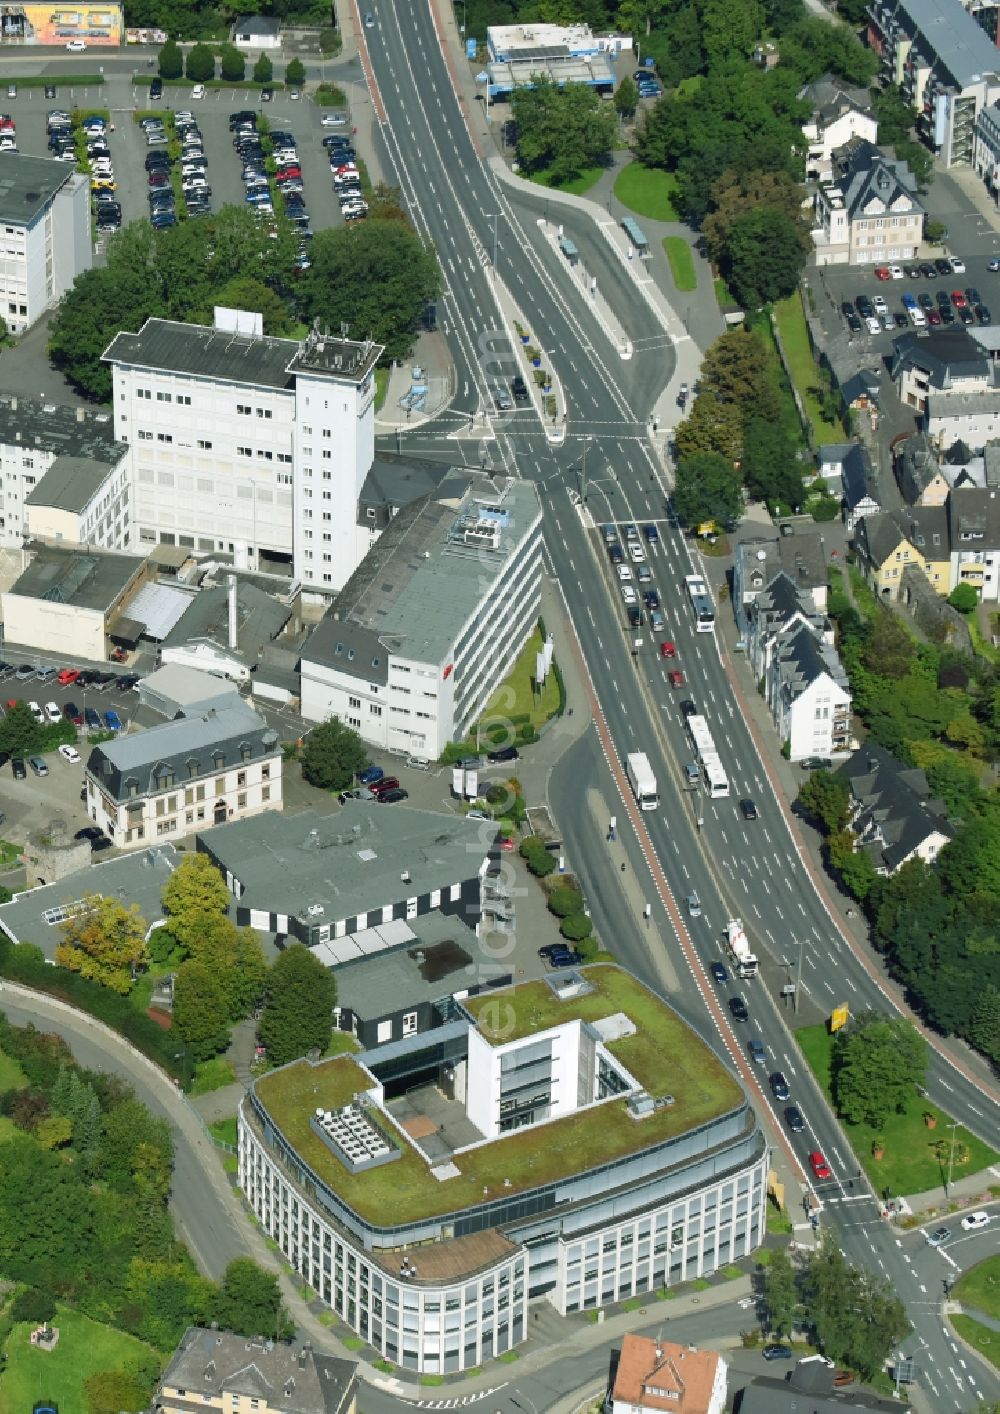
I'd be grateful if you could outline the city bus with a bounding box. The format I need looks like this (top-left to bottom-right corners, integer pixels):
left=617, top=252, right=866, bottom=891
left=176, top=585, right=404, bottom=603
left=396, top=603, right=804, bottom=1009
left=684, top=573, right=715, bottom=632
left=702, top=753, right=730, bottom=799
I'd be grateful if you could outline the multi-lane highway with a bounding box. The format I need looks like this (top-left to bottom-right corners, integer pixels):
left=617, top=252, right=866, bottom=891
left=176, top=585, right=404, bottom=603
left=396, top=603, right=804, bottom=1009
left=361, top=0, right=1000, bottom=1405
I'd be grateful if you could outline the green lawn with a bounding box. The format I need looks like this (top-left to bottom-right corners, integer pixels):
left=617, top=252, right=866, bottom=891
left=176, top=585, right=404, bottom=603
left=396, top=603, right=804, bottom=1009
left=797, top=1025, right=999, bottom=1195
left=951, top=1315, right=1000, bottom=1372
left=1, top=1308, right=161, bottom=1410
left=714, top=275, right=737, bottom=310
left=189, top=1056, right=237, bottom=1096
left=663, top=236, right=697, bottom=292
left=0, top=838, right=21, bottom=868
left=209, top=1115, right=238, bottom=1147
left=955, top=1255, right=1000, bottom=1320
left=530, top=165, right=604, bottom=196
left=323, top=1030, right=361, bottom=1058
left=773, top=292, right=842, bottom=445
left=613, top=162, right=680, bottom=221
left=0, top=1048, right=27, bottom=1091
left=479, top=624, right=561, bottom=732
left=374, top=366, right=390, bottom=413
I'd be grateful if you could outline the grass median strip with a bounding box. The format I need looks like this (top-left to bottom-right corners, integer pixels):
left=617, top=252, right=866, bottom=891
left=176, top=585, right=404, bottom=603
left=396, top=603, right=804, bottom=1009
left=663, top=236, right=696, bottom=292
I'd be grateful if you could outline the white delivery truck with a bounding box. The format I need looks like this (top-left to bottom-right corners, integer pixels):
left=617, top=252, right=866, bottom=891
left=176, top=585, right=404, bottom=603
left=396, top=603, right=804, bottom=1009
left=725, top=918, right=759, bottom=978
left=626, top=752, right=658, bottom=811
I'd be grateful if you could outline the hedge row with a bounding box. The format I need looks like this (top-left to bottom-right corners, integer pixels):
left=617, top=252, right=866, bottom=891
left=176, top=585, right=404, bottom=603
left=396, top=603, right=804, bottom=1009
left=0, top=936, right=189, bottom=1083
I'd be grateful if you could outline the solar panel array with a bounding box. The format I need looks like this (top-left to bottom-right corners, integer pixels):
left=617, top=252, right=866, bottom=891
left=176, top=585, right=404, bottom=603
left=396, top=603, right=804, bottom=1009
left=309, top=916, right=415, bottom=967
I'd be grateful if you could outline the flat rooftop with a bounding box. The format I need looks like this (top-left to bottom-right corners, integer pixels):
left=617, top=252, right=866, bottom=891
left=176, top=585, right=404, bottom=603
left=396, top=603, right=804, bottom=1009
left=288, top=328, right=383, bottom=384
left=6, top=546, right=142, bottom=612
left=26, top=454, right=121, bottom=513
left=253, top=966, right=744, bottom=1226
left=0, top=393, right=118, bottom=462
left=103, top=317, right=300, bottom=392
left=0, top=155, right=75, bottom=224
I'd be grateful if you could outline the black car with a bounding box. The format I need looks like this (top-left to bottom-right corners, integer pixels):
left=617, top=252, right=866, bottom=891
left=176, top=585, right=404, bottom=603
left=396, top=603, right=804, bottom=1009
left=729, top=995, right=749, bottom=1022
left=643, top=588, right=660, bottom=609
left=229, top=109, right=257, bottom=129
left=855, top=294, right=873, bottom=316
left=261, top=87, right=273, bottom=101
left=511, top=375, right=528, bottom=402
left=840, top=300, right=853, bottom=320
left=977, top=305, right=992, bottom=325
left=487, top=745, right=519, bottom=762
left=11, top=757, right=25, bottom=779
left=378, top=787, right=408, bottom=803
left=800, top=756, right=831, bottom=771
left=920, top=261, right=938, bottom=279
left=627, top=606, right=643, bottom=629
left=785, top=1105, right=805, bottom=1133
left=149, top=77, right=163, bottom=99
left=892, top=311, right=907, bottom=328
left=64, top=701, right=82, bottom=724
left=918, top=292, right=934, bottom=311
left=770, top=1071, right=790, bottom=1101
left=846, top=311, right=862, bottom=333
left=934, top=257, right=953, bottom=276
left=960, top=306, right=975, bottom=325
left=145, top=155, right=171, bottom=171
left=710, top=961, right=728, bottom=984
left=740, top=798, right=758, bottom=820
left=680, top=699, right=697, bottom=718
left=77, top=669, right=100, bottom=686
left=936, top=289, right=951, bottom=306
left=940, top=306, right=956, bottom=323
left=609, top=543, right=623, bottom=564
left=967, top=286, right=982, bottom=306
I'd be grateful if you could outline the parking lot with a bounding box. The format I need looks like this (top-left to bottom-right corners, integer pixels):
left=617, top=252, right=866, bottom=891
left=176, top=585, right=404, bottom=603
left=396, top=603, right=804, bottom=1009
left=6, top=81, right=350, bottom=239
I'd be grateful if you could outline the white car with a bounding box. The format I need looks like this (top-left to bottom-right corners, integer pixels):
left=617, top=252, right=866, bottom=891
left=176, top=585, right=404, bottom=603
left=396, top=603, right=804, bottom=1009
left=865, top=315, right=881, bottom=335
left=621, top=584, right=638, bottom=606
left=872, top=295, right=888, bottom=315
left=191, top=83, right=206, bottom=99
left=44, top=701, right=61, bottom=723
left=65, top=38, right=87, bottom=50
left=961, top=1210, right=991, bottom=1231
left=889, top=264, right=904, bottom=279
left=629, top=541, right=645, bottom=563
left=58, top=744, right=81, bottom=764
left=27, top=700, right=44, bottom=723
left=616, top=563, right=633, bottom=581
left=321, top=113, right=347, bottom=127
left=951, top=256, right=966, bottom=273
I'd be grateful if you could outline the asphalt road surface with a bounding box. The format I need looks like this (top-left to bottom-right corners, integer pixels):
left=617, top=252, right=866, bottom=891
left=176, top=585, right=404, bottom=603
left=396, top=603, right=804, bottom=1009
left=363, top=2, right=1000, bottom=1407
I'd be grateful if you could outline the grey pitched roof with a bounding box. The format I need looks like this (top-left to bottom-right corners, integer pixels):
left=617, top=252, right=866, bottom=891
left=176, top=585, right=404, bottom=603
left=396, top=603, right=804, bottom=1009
left=927, top=389, right=1000, bottom=420
left=24, top=454, right=121, bottom=514
left=895, top=432, right=943, bottom=503
left=740, top=1373, right=906, bottom=1414
left=799, top=73, right=872, bottom=125
left=160, top=1328, right=356, bottom=1414
left=234, top=12, right=280, bottom=32
left=856, top=504, right=949, bottom=565
left=753, top=569, right=820, bottom=629
left=881, top=0, right=1000, bottom=88
left=892, top=327, right=992, bottom=389
left=161, top=580, right=291, bottom=662
left=777, top=622, right=849, bottom=698
left=947, top=485, right=1000, bottom=547
left=831, top=139, right=922, bottom=222
left=86, top=702, right=279, bottom=803
left=841, top=443, right=879, bottom=510
left=836, top=742, right=952, bottom=872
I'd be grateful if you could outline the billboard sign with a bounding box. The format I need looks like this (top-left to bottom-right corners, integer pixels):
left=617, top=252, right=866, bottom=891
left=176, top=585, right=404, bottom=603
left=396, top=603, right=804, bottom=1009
left=830, top=1003, right=850, bottom=1032
left=0, top=3, right=123, bottom=45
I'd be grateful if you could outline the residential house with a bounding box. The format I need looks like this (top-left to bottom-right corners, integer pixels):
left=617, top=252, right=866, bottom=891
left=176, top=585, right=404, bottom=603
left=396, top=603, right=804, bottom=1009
left=866, top=0, right=1000, bottom=167
left=836, top=742, right=953, bottom=874
left=812, top=139, right=924, bottom=266
left=84, top=698, right=282, bottom=850
left=818, top=441, right=880, bottom=532
left=231, top=13, right=281, bottom=47
left=947, top=484, right=1000, bottom=599
left=800, top=74, right=878, bottom=181
left=607, top=1334, right=727, bottom=1414
left=732, top=530, right=829, bottom=643
left=854, top=505, right=951, bottom=598
left=891, top=327, right=1000, bottom=451
left=745, top=572, right=852, bottom=761
left=895, top=432, right=952, bottom=504
left=157, top=1327, right=356, bottom=1414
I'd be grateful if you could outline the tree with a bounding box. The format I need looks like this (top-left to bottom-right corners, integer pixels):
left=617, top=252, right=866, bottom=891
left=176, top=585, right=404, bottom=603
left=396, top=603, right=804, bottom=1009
left=36, top=1113, right=73, bottom=1150
left=161, top=853, right=230, bottom=954
left=701, top=0, right=763, bottom=68
left=861, top=612, right=914, bottom=679
left=826, top=829, right=878, bottom=901
left=11, top=1285, right=56, bottom=1324
left=762, top=1247, right=796, bottom=1336
left=797, top=770, right=850, bottom=835
left=259, top=944, right=337, bottom=1066
left=158, top=38, right=183, bottom=79
left=741, top=417, right=804, bottom=509
left=253, top=52, right=273, bottom=85
left=186, top=43, right=215, bottom=82
left=99, top=1097, right=173, bottom=1198
left=673, top=395, right=745, bottom=464
left=54, top=894, right=148, bottom=994
left=213, top=1258, right=294, bottom=1340
left=671, top=451, right=743, bottom=529
left=512, top=75, right=616, bottom=184
left=801, top=1237, right=909, bottom=1378
left=614, top=76, right=639, bottom=121
left=298, top=219, right=440, bottom=362
left=365, top=181, right=410, bottom=224
left=872, top=85, right=919, bottom=148
left=547, top=885, right=584, bottom=918
left=832, top=1012, right=927, bottom=1128
left=300, top=716, right=368, bottom=791
left=219, top=44, right=246, bottom=83
left=0, top=698, right=40, bottom=756
left=560, top=912, right=594, bottom=941
left=724, top=207, right=809, bottom=309
left=948, top=583, right=979, bottom=614
left=228, top=926, right=268, bottom=1020
left=173, top=959, right=231, bottom=1061
left=702, top=168, right=810, bottom=267
left=700, top=325, right=781, bottom=420
left=969, top=985, right=1000, bottom=1065
left=285, top=57, right=306, bottom=88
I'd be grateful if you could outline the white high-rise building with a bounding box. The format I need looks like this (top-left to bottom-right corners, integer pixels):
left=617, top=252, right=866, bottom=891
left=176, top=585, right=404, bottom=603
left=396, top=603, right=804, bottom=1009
left=103, top=316, right=382, bottom=599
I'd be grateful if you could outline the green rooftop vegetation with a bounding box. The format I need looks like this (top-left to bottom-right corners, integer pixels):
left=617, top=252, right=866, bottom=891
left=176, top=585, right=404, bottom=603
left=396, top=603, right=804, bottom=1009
left=254, top=966, right=743, bottom=1227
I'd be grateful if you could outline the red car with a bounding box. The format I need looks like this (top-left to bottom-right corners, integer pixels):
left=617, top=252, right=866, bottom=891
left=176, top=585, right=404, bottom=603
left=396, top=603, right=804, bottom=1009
left=874, top=265, right=891, bottom=280
left=951, top=290, right=967, bottom=308
left=276, top=166, right=302, bottom=181
left=57, top=667, right=80, bottom=685
left=809, top=1150, right=832, bottom=1180
left=668, top=669, right=685, bottom=688
left=659, top=641, right=676, bottom=659
left=148, top=172, right=170, bottom=187
left=371, top=776, right=400, bottom=796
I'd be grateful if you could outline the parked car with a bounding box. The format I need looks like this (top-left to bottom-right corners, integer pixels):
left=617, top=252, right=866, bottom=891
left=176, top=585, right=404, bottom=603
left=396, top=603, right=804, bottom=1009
left=358, top=765, right=384, bottom=785
left=487, top=745, right=518, bottom=762
left=371, top=776, right=400, bottom=796
left=64, top=702, right=83, bottom=724
left=84, top=707, right=102, bottom=730
left=27, top=700, right=44, bottom=723
left=339, top=787, right=376, bottom=803
left=11, top=757, right=25, bottom=778
left=44, top=701, right=61, bottom=723
left=378, top=787, right=408, bottom=803
left=762, top=1345, right=793, bottom=1361
left=103, top=709, right=123, bottom=732
left=58, top=744, right=81, bottom=764
left=28, top=755, right=48, bottom=776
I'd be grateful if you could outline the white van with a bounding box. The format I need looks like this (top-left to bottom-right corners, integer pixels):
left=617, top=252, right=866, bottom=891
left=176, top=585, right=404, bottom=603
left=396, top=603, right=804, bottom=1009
left=909, top=306, right=927, bottom=327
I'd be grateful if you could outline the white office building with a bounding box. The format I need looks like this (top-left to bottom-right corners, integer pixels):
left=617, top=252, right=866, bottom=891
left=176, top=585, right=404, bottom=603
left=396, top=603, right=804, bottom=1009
left=0, top=155, right=91, bottom=334
left=299, top=472, right=543, bottom=758
left=103, top=316, right=383, bottom=600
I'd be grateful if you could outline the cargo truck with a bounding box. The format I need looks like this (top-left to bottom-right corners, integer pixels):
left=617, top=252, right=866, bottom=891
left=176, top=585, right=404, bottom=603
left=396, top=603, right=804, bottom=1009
left=626, top=752, right=658, bottom=810
left=726, top=918, right=758, bottom=978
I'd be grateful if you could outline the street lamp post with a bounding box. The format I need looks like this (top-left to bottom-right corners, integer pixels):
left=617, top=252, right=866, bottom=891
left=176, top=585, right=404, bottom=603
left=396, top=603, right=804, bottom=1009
left=944, top=1120, right=960, bottom=1197
left=579, top=435, right=593, bottom=503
